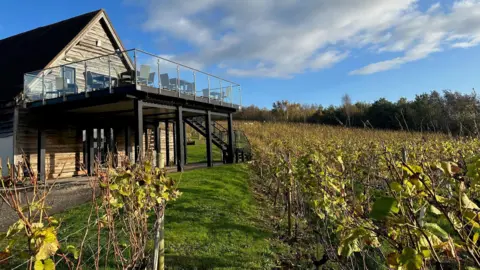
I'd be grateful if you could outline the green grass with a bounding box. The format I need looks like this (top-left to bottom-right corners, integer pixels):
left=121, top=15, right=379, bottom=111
left=165, top=164, right=276, bottom=268
left=0, top=164, right=277, bottom=269
left=186, top=139, right=223, bottom=163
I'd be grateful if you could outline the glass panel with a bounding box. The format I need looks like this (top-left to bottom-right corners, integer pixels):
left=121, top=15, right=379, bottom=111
left=24, top=71, right=42, bottom=102
left=158, top=57, right=179, bottom=93
left=178, top=66, right=194, bottom=95
left=84, top=56, right=113, bottom=93
left=209, top=76, right=222, bottom=101
left=23, top=49, right=242, bottom=106
left=195, top=72, right=209, bottom=100
left=115, top=50, right=135, bottom=88
left=135, top=51, right=159, bottom=88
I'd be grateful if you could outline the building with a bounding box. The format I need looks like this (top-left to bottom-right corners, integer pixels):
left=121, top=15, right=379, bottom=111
left=0, top=9, right=245, bottom=181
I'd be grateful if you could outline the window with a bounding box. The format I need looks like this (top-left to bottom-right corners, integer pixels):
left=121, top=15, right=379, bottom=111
left=63, top=66, right=75, bottom=85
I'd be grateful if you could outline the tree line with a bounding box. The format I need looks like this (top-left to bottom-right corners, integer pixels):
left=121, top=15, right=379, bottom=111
left=235, top=90, right=480, bottom=135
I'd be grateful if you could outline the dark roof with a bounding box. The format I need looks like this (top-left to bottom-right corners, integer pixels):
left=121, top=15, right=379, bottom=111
left=0, top=9, right=102, bottom=101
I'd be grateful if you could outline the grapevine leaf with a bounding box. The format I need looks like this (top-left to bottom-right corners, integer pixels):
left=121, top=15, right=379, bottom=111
left=66, top=245, right=79, bottom=259
left=428, top=205, right=442, bottom=216
left=424, top=223, right=449, bottom=240
left=370, top=197, right=398, bottom=220
left=399, top=247, right=423, bottom=270
left=473, top=232, right=479, bottom=245
left=461, top=194, right=479, bottom=210
left=34, top=260, right=44, bottom=270
left=6, top=220, right=25, bottom=237
left=43, top=259, right=55, bottom=270
left=390, top=182, right=403, bottom=193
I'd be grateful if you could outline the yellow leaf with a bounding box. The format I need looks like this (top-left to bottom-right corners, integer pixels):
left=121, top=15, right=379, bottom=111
left=34, top=260, right=44, bottom=270
left=35, top=241, right=59, bottom=261
left=473, top=232, right=479, bottom=245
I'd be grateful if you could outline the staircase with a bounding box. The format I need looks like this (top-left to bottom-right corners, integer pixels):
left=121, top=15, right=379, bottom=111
left=184, top=116, right=251, bottom=163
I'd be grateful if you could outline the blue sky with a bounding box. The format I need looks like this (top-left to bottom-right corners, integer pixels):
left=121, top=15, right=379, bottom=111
left=2, top=0, right=480, bottom=108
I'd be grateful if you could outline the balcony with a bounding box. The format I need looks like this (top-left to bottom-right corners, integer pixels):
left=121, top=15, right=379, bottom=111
left=23, top=49, right=242, bottom=108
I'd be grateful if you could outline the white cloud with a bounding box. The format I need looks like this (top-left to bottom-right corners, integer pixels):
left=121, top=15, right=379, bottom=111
left=129, top=0, right=480, bottom=77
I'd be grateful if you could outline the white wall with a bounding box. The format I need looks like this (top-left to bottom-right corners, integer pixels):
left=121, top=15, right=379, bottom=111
left=0, top=135, right=14, bottom=176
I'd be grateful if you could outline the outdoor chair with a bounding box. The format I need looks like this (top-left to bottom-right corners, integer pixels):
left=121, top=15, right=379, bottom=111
left=137, top=65, right=151, bottom=85
left=160, top=73, right=176, bottom=90
left=224, top=86, right=232, bottom=103
left=147, top=72, right=155, bottom=86
left=85, top=71, right=105, bottom=91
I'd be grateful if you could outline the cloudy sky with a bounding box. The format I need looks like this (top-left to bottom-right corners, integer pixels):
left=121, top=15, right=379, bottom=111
left=2, top=0, right=480, bottom=107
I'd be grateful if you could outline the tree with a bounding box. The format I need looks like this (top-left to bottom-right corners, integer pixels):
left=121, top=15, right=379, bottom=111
left=341, top=94, right=353, bottom=126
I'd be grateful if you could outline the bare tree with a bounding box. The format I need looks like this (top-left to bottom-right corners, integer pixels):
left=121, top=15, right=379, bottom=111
left=341, top=94, right=352, bottom=126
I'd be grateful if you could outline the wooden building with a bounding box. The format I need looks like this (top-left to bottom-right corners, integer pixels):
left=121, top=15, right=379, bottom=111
left=0, top=9, right=244, bottom=180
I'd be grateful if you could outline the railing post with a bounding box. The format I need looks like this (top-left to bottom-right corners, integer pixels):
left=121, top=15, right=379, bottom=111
left=62, top=66, right=66, bottom=101
left=157, top=58, right=161, bottom=94
left=108, top=55, right=112, bottom=94
left=177, top=65, right=180, bottom=97
left=193, top=71, right=196, bottom=100
left=220, top=81, right=223, bottom=105
left=134, top=50, right=138, bottom=86
left=230, top=83, right=233, bottom=106
left=84, top=61, right=88, bottom=97
left=240, top=86, right=242, bottom=110
left=207, top=75, right=211, bottom=103
left=42, top=73, right=45, bottom=105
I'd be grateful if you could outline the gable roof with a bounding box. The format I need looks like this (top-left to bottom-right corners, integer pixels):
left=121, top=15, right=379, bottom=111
left=0, top=9, right=124, bottom=102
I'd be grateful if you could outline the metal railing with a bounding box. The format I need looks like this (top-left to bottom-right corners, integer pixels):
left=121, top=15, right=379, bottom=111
left=23, top=49, right=242, bottom=108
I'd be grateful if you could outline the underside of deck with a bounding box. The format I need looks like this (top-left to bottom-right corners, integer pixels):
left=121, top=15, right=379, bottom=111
left=18, top=84, right=239, bottom=182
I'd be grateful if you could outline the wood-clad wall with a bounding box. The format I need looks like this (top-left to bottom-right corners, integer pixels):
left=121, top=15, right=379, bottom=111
left=14, top=108, right=83, bottom=179
left=53, top=19, right=129, bottom=91
left=14, top=112, right=176, bottom=179
left=0, top=106, right=15, bottom=172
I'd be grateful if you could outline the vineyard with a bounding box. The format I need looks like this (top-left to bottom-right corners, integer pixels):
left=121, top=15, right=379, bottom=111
left=239, top=122, right=480, bottom=269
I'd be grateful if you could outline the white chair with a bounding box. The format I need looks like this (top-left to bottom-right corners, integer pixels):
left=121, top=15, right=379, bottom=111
left=55, top=77, right=65, bottom=90
left=138, top=65, right=151, bottom=85
left=224, top=86, right=232, bottom=103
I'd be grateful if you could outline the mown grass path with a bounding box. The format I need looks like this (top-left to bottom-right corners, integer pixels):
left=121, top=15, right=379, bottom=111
left=165, top=164, right=276, bottom=269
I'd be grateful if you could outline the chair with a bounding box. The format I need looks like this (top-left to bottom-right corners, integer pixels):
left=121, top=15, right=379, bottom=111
left=185, top=82, right=195, bottom=95
left=55, top=77, right=65, bottom=91
left=137, top=65, right=151, bottom=85
left=160, top=73, right=175, bottom=90
left=85, top=71, right=104, bottom=91
left=225, top=86, right=232, bottom=103
left=119, top=70, right=135, bottom=85
left=147, top=72, right=155, bottom=86
left=202, top=89, right=209, bottom=98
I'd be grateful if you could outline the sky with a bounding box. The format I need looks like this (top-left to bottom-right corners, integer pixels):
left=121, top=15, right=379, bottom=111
left=2, top=0, right=480, bottom=108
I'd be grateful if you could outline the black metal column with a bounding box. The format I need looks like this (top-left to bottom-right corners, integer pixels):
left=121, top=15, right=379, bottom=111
left=176, top=106, right=185, bottom=172
left=134, top=100, right=144, bottom=162
left=154, top=122, right=161, bottom=168
left=206, top=111, right=213, bottom=167
left=37, top=129, right=46, bottom=183
left=173, top=123, right=177, bottom=165
left=125, top=126, right=131, bottom=161
left=183, top=121, right=187, bottom=164
left=165, top=121, right=170, bottom=166
left=86, top=128, right=94, bottom=175
left=227, top=113, right=235, bottom=164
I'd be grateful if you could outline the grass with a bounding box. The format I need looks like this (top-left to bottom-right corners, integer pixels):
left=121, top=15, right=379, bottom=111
left=186, top=139, right=223, bottom=164
left=0, top=164, right=277, bottom=269
left=165, top=164, right=276, bottom=268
